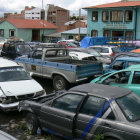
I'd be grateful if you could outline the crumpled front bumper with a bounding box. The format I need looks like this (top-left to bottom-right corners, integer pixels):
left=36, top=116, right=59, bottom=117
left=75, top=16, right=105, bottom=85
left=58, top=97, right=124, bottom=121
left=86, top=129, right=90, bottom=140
left=0, top=94, right=46, bottom=112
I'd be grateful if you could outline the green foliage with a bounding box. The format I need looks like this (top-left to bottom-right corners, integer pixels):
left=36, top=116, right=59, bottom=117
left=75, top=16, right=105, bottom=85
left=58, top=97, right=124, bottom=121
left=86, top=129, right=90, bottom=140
left=17, top=122, right=26, bottom=130
left=94, top=134, right=104, bottom=140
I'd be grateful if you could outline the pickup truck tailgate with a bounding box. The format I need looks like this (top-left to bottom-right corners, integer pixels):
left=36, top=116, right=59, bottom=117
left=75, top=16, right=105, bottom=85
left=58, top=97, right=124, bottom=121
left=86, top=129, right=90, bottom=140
left=76, top=62, right=102, bottom=78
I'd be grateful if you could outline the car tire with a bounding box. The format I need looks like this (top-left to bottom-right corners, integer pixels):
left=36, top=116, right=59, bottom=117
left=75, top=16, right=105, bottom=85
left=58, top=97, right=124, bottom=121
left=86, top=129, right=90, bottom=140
left=26, top=113, right=39, bottom=134
left=53, top=75, right=68, bottom=90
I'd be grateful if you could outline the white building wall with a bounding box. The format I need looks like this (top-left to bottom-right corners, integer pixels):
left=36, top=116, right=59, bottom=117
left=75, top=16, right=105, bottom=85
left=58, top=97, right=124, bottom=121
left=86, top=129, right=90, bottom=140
left=25, top=7, right=42, bottom=19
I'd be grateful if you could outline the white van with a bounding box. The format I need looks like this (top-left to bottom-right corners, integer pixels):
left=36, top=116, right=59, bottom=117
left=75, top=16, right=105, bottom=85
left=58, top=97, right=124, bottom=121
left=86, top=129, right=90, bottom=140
left=0, top=58, right=46, bottom=111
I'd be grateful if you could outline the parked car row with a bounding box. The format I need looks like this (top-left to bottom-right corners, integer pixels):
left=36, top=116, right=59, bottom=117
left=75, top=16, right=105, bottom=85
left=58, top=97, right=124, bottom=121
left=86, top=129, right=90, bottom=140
left=1, top=39, right=140, bottom=140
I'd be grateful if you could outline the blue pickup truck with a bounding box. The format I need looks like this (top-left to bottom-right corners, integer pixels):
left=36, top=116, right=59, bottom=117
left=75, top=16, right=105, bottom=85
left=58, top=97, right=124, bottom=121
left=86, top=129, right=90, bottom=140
left=104, top=56, right=140, bottom=73
left=15, top=48, right=103, bottom=90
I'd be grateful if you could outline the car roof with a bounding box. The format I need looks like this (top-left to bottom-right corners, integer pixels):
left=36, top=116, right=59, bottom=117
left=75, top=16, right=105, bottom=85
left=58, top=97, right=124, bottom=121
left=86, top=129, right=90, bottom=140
left=116, top=56, right=140, bottom=62
left=69, top=83, right=131, bottom=99
left=126, top=64, right=140, bottom=70
left=0, top=58, right=19, bottom=68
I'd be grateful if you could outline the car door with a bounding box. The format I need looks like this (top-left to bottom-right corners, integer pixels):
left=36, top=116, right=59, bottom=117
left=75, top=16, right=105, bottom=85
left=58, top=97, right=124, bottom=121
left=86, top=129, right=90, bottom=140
left=107, top=60, right=125, bottom=73
left=128, top=71, right=140, bottom=97
left=26, top=50, right=43, bottom=75
left=39, top=93, right=84, bottom=138
left=75, top=95, right=106, bottom=139
left=101, top=71, right=131, bottom=89
left=101, top=48, right=109, bottom=57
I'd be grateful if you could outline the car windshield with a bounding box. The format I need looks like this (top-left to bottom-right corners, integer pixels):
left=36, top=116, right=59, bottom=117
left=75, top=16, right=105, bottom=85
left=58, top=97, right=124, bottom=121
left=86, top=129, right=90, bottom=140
left=16, top=44, right=32, bottom=54
left=89, top=50, right=101, bottom=57
left=67, top=43, right=77, bottom=47
left=112, top=47, right=121, bottom=53
left=0, top=67, right=31, bottom=82
left=116, top=93, right=140, bottom=122
left=96, top=73, right=111, bottom=83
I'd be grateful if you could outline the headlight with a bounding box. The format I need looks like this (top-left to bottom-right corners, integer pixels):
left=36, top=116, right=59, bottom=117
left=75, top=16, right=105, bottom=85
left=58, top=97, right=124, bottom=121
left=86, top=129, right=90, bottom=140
left=35, top=90, right=45, bottom=97
left=0, top=96, right=17, bottom=104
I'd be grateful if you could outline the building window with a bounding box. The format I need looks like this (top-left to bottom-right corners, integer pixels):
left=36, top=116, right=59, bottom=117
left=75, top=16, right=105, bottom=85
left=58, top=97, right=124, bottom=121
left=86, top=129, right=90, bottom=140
left=125, top=10, right=133, bottom=22
left=92, top=11, right=98, bottom=21
left=103, top=30, right=111, bottom=39
left=125, top=31, right=133, bottom=40
left=9, top=29, right=15, bottom=37
left=91, top=30, right=98, bottom=37
left=32, top=12, right=34, bottom=14
left=102, top=11, right=109, bottom=21
left=32, top=17, right=34, bottom=19
left=0, top=29, right=4, bottom=37
left=110, top=11, right=123, bottom=21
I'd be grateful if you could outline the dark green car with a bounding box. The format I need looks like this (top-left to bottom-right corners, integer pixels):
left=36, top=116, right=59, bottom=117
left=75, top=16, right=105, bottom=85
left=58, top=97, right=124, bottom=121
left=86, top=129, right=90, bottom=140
left=91, top=64, right=140, bottom=97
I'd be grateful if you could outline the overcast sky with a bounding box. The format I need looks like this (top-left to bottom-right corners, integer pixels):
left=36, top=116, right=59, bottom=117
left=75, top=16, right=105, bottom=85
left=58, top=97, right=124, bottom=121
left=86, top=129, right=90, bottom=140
left=0, top=0, right=120, bottom=17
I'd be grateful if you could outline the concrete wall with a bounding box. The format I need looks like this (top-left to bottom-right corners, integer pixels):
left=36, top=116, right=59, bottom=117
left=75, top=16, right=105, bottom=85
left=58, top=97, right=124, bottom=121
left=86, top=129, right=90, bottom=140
left=0, top=20, right=17, bottom=39
left=0, top=20, right=57, bottom=42
left=87, top=7, right=137, bottom=39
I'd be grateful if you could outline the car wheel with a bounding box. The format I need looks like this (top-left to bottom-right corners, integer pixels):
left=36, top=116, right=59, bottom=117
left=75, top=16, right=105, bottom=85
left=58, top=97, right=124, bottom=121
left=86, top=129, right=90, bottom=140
left=53, top=75, right=68, bottom=90
left=26, top=113, right=39, bottom=134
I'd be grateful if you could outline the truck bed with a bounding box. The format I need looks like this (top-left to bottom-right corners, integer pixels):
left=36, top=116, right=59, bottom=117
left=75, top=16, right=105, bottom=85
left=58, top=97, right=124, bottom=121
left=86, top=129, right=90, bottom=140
left=50, top=59, right=97, bottom=65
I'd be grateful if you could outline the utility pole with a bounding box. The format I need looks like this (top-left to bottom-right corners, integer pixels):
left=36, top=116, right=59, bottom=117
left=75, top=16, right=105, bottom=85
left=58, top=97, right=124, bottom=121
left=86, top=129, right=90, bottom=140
left=41, top=0, right=44, bottom=42
left=78, top=8, right=81, bottom=41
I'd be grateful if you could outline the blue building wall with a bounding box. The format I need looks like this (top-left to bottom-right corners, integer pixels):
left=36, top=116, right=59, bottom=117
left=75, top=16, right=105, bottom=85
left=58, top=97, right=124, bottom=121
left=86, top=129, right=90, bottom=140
left=87, top=7, right=140, bottom=40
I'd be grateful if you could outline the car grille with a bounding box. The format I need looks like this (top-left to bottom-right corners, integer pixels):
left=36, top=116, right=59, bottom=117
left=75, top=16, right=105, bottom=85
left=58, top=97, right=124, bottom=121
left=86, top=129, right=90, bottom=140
left=17, top=93, right=34, bottom=100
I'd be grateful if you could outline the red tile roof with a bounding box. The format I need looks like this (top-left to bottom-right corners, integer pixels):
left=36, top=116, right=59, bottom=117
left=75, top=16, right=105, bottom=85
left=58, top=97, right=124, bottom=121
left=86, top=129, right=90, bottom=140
left=6, top=19, right=57, bottom=29
left=85, top=1, right=140, bottom=9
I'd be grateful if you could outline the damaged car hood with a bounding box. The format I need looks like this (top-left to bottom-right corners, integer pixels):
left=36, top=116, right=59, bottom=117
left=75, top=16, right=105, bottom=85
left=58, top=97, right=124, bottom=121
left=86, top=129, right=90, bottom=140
left=0, top=79, right=43, bottom=96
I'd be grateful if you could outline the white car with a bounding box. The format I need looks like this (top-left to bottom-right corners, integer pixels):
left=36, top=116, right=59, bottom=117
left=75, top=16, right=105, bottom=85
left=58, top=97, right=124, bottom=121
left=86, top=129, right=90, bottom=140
left=0, top=58, right=46, bottom=111
left=57, top=39, right=80, bottom=46
left=89, top=45, right=121, bottom=57
left=69, top=51, right=97, bottom=61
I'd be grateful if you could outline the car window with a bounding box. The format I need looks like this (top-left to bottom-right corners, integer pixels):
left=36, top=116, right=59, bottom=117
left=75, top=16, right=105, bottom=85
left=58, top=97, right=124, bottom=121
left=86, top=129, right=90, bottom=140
left=106, top=111, right=116, bottom=120
left=45, top=50, right=67, bottom=57
left=80, top=96, right=106, bottom=116
left=111, top=61, right=125, bottom=70
left=132, top=71, right=140, bottom=84
left=103, top=71, right=131, bottom=84
left=71, top=56, right=79, bottom=60
left=32, top=50, right=43, bottom=59
left=51, top=94, right=83, bottom=113
left=2, top=43, right=9, bottom=52
left=93, top=47, right=101, bottom=53
left=102, top=48, right=109, bottom=53
left=128, top=61, right=140, bottom=67
left=112, top=47, right=121, bottom=53
left=9, top=45, right=16, bottom=52
left=116, top=93, right=140, bottom=122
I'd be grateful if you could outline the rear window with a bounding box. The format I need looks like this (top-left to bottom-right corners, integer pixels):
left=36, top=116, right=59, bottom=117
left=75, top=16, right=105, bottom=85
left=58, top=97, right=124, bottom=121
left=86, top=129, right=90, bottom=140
left=112, top=47, right=121, bottom=53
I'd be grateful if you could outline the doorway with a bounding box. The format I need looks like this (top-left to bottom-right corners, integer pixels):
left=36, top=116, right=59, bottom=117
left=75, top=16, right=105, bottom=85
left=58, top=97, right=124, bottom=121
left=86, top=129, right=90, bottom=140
left=112, top=31, right=124, bottom=40
left=32, top=30, right=40, bottom=41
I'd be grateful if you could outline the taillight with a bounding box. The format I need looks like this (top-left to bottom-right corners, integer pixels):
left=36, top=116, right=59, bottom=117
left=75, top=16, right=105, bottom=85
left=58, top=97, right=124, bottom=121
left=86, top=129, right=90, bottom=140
left=110, top=53, right=115, bottom=56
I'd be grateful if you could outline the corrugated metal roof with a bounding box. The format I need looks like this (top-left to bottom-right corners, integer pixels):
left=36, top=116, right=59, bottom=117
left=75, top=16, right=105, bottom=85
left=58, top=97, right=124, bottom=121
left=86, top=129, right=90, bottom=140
left=61, top=28, right=87, bottom=34
left=64, top=21, right=76, bottom=26
left=5, top=19, right=57, bottom=29
left=85, top=1, right=140, bottom=9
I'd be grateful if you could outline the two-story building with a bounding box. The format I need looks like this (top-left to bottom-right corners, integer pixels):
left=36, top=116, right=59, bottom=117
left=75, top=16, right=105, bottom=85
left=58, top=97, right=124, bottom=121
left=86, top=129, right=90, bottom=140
left=84, top=1, right=140, bottom=40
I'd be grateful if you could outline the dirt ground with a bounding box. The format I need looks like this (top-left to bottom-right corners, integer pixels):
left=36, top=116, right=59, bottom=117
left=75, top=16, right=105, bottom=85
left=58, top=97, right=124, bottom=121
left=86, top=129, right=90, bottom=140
left=0, top=76, right=63, bottom=140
